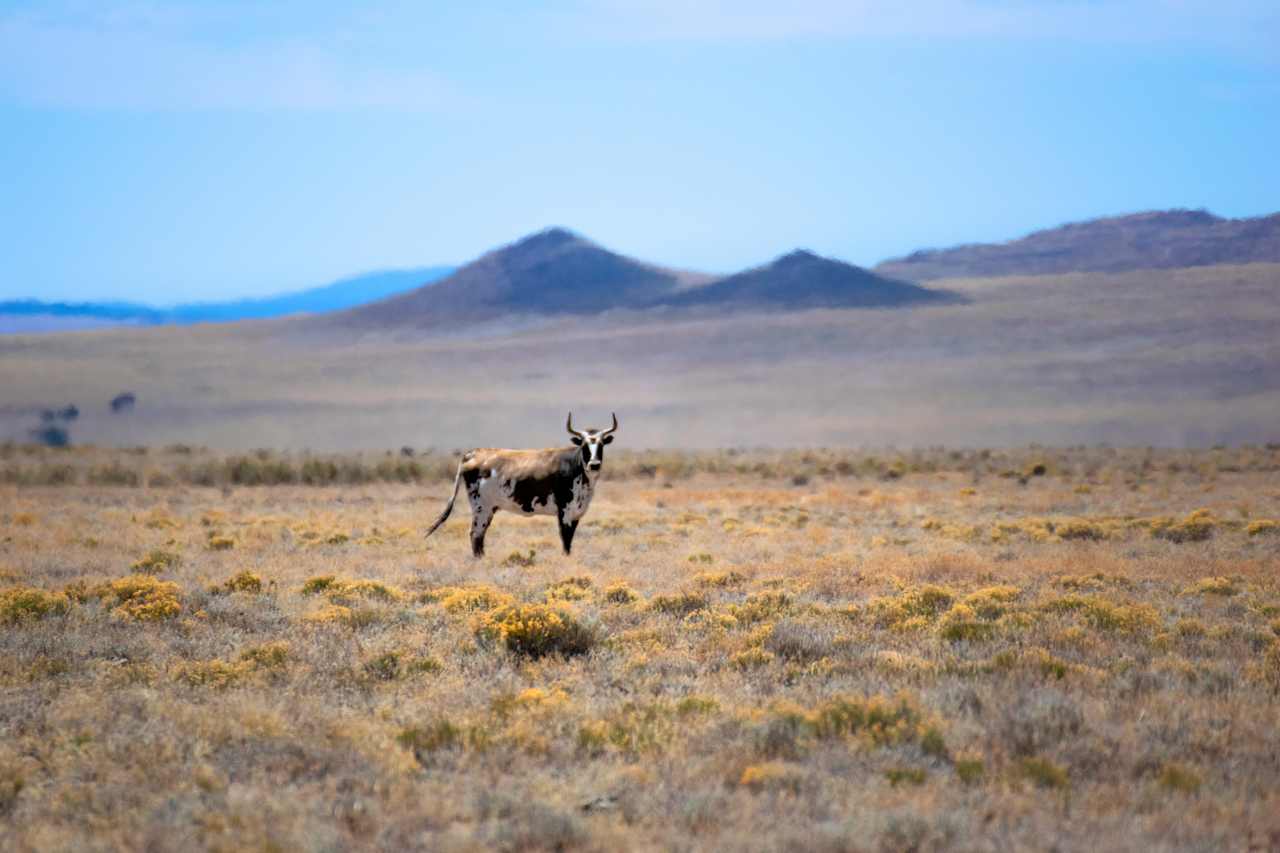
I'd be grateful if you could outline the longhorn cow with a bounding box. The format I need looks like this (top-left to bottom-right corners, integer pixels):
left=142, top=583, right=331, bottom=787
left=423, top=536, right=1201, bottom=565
left=425, top=413, right=618, bottom=557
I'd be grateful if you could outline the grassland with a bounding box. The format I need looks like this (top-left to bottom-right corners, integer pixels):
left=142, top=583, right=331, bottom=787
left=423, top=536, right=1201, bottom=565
left=3, top=445, right=1280, bottom=851
left=1, top=262, right=1278, bottom=451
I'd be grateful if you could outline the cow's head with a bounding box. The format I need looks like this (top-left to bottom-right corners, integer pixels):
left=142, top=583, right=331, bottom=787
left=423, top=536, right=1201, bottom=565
left=567, top=412, right=617, bottom=473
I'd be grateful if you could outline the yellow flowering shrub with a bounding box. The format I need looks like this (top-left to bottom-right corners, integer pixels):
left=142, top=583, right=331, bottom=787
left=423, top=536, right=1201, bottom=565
left=473, top=602, right=596, bottom=658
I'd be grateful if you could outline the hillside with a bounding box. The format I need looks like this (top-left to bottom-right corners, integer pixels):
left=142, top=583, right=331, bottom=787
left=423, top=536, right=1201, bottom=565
left=0, top=266, right=452, bottom=333
left=330, top=228, right=703, bottom=331
left=327, top=230, right=956, bottom=332
left=662, top=249, right=958, bottom=309
left=876, top=209, right=1280, bottom=281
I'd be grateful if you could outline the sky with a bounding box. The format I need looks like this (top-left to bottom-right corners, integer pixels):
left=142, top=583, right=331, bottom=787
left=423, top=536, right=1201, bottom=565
left=1, top=0, right=1278, bottom=304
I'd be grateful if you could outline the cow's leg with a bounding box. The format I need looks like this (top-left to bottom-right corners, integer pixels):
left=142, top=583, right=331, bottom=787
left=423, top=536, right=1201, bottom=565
left=470, top=506, right=494, bottom=558
left=557, top=508, right=579, bottom=555
left=467, top=484, right=494, bottom=558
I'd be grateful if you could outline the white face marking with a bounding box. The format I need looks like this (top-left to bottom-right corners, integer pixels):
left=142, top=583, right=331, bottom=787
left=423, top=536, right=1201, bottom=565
left=581, top=431, right=606, bottom=474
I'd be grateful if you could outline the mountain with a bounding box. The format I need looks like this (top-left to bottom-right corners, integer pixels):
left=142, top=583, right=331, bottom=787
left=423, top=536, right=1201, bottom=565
left=875, top=209, right=1280, bottom=281
left=660, top=249, right=958, bottom=310
left=0, top=299, right=165, bottom=324
left=330, top=229, right=956, bottom=331
left=0, top=266, right=453, bottom=333
left=162, top=267, right=454, bottom=322
left=333, top=228, right=703, bottom=329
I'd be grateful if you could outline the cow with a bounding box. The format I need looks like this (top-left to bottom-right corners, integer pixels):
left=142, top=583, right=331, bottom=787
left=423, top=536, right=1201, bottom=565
left=424, top=413, right=618, bottom=557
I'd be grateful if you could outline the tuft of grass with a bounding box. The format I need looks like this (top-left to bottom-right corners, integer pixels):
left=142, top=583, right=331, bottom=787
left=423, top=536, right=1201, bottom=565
left=239, top=641, right=290, bottom=669
left=731, top=648, right=774, bottom=669
left=868, top=585, right=955, bottom=629
left=1040, top=595, right=1159, bottom=634
left=301, top=575, right=337, bottom=595
left=97, top=575, right=182, bottom=621
left=727, top=591, right=793, bottom=625
left=423, top=584, right=515, bottom=614
left=938, top=604, right=997, bottom=643
left=1055, top=519, right=1108, bottom=541
left=603, top=581, right=639, bottom=605
left=173, top=658, right=249, bottom=688
left=1017, top=757, right=1069, bottom=789
left=546, top=576, right=592, bottom=602
left=363, top=651, right=402, bottom=681
left=1175, top=619, right=1208, bottom=639
left=398, top=720, right=463, bottom=761
left=764, top=620, right=835, bottom=662
left=1246, top=519, right=1278, bottom=537
left=216, top=570, right=264, bottom=594
left=1152, top=515, right=1215, bottom=544
left=205, top=535, right=236, bottom=551
left=676, top=696, right=719, bottom=716
left=1, top=586, right=71, bottom=623
left=406, top=656, right=443, bottom=675
left=304, top=604, right=356, bottom=625
left=955, top=756, right=985, bottom=785
left=962, top=585, right=1022, bottom=618
left=130, top=550, right=181, bottom=574
left=885, top=767, right=928, bottom=787
left=502, top=549, right=537, bottom=568
left=800, top=693, right=939, bottom=748
left=650, top=590, right=709, bottom=616
left=694, top=570, right=746, bottom=588
left=333, top=579, right=402, bottom=602
left=1157, top=763, right=1202, bottom=794
left=303, top=576, right=402, bottom=603
left=1183, top=576, right=1238, bottom=597
left=473, top=602, right=597, bottom=659
left=739, top=762, right=805, bottom=793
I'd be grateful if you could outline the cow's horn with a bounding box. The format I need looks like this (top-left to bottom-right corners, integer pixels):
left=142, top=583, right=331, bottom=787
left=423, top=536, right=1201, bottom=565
left=567, top=412, right=585, bottom=439
left=601, top=412, right=619, bottom=437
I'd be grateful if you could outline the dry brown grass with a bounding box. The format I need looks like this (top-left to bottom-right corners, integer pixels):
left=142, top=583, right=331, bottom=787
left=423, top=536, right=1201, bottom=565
left=2, top=261, right=1280, bottom=452
left=1, top=446, right=1279, bottom=850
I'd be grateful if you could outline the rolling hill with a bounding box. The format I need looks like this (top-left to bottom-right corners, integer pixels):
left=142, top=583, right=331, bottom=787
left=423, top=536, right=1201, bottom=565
left=876, top=209, right=1280, bottom=281
left=661, top=249, right=958, bottom=309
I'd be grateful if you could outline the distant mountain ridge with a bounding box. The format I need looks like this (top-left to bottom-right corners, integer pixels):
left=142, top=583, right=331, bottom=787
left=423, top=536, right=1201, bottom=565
left=875, top=209, right=1280, bottom=281
left=12, top=207, right=1275, bottom=336
left=0, top=266, right=453, bottom=331
left=331, top=228, right=948, bottom=331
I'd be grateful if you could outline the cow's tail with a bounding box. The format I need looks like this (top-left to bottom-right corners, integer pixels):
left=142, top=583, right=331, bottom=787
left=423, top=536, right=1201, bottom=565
left=425, top=456, right=466, bottom=538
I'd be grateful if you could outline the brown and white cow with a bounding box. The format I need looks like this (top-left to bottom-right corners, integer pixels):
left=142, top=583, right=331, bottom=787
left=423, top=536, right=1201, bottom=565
left=425, top=413, right=618, bottom=557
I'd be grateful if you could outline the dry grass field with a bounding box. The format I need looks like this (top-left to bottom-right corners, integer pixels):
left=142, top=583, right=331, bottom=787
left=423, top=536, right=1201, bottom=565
left=2, top=262, right=1278, bottom=451
left=3, top=445, right=1280, bottom=851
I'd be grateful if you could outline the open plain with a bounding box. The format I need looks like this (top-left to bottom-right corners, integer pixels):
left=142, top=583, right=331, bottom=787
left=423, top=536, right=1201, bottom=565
left=3, top=444, right=1279, bottom=851
left=2, top=262, right=1279, bottom=451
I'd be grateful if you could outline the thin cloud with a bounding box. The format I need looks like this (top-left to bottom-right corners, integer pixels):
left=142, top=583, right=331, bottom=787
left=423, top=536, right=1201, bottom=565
left=566, top=0, right=1279, bottom=58
left=0, top=3, right=457, bottom=111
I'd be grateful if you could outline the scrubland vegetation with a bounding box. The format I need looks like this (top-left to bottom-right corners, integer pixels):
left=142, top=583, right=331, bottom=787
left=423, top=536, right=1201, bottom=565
left=2, top=445, right=1279, bottom=850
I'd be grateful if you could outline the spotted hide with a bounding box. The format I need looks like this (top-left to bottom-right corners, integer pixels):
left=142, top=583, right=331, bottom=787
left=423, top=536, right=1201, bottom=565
left=424, top=413, right=617, bottom=557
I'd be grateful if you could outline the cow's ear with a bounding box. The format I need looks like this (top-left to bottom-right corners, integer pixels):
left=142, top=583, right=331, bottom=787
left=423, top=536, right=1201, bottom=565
left=602, top=435, right=614, bottom=445
left=570, top=435, right=583, bottom=446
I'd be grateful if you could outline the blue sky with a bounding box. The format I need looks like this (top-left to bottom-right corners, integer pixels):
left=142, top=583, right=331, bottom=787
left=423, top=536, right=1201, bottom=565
left=1, top=0, right=1277, bottom=304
